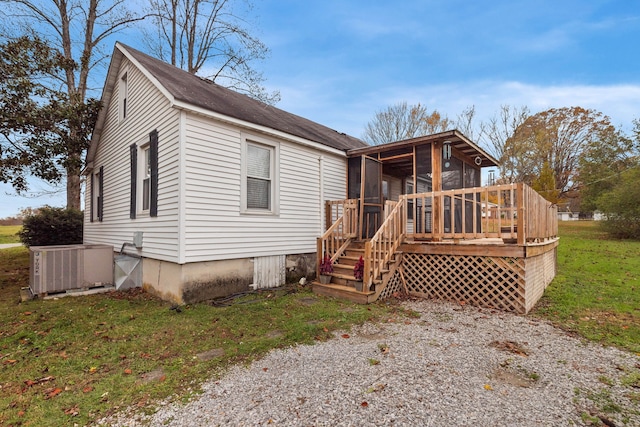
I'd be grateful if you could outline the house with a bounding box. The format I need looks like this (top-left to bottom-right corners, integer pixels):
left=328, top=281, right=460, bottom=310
left=85, top=43, right=558, bottom=313
left=84, top=42, right=366, bottom=303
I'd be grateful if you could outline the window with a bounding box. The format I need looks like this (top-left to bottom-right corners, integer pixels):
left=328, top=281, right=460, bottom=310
left=242, top=136, right=278, bottom=214
left=140, top=145, right=151, bottom=211
left=130, top=130, right=158, bottom=218
left=119, top=71, right=128, bottom=121
left=91, top=166, right=103, bottom=222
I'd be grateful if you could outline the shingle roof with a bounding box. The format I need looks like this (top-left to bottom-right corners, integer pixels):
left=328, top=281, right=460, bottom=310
left=121, top=43, right=367, bottom=152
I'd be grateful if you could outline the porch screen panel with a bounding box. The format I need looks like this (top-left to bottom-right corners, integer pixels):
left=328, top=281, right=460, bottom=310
left=415, top=144, right=432, bottom=233
left=247, top=143, right=271, bottom=210
left=464, top=164, right=481, bottom=233
left=348, top=156, right=361, bottom=199
left=442, top=156, right=463, bottom=233
left=363, top=157, right=381, bottom=238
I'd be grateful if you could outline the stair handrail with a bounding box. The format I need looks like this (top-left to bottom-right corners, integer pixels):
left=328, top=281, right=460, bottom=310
left=363, top=197, right=406, bottom=291
left=317, top=200, right=358, bottom=278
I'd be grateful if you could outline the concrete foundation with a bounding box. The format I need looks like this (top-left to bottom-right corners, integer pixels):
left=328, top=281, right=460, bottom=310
left=142, top=252, right=317, bottom=304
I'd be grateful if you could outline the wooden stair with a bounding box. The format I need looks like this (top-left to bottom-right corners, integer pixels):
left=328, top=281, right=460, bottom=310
left=313, top=240, right=401, bottom=304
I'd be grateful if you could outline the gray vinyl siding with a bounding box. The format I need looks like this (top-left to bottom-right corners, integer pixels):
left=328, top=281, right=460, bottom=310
left=182, top=114, right=347, bottom=262
left=83, top=57, right=181, bottom=262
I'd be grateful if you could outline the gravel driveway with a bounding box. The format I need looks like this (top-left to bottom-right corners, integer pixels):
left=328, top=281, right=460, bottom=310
left=104, top=299, right=640, bottom=427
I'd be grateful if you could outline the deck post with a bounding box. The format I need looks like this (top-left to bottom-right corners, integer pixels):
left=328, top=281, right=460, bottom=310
left=517, top=183, right=526, bottom=245
left=316, top=237, right=323, bottom=279
left=363, top=240, right=372, bottom=293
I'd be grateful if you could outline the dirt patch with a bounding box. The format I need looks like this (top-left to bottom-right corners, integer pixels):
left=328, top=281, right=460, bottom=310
left=489, top=340, right=529, bottom=357
left=196, top=348, right=225, bottom=361
left=298, top=297, right=318, bottom=306
left=137, top=368, right=166, bottom=384
left=492, top=366, right=536, bottom=388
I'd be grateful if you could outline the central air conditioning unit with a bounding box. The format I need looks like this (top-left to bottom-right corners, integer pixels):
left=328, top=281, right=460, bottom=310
left=29, top=244, right=114, bottom=295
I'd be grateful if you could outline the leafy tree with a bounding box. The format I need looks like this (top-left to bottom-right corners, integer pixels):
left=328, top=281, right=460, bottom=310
left=144, top=0, right=280, bottom=104
left=597, top=167, right=640, bottom=239
left=2, top=0, right=146, bottom=209
left=504, top=107, right=616, bottom=197
left=363, top=102, right=452, bottom=145
left=531, top=161, right=560, bottom=204
left=0, top=37, right=100, bottom=194
left=578, top=128, right=635, bottom=212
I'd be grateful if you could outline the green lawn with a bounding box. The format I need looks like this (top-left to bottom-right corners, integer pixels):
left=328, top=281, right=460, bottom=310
left=0, top=225, right=21, bottom=244
left=0, top=246, right=408, bottom=427
left=533, top=221, right=640, bottom=354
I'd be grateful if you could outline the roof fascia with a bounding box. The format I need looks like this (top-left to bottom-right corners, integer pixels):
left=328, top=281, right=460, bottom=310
left=172, top=99, right=348, bottom=157
left=86, top=42, right=178, bottom=168
left=347, top=129, right=499, bottom=167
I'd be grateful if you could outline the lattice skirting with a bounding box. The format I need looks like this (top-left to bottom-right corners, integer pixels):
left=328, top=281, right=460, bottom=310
left=392, top=249, right=556, bottom=314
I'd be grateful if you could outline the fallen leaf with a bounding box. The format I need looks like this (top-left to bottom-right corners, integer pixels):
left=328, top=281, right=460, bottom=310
left=484, top=384, right=493, bottom=391
left=46, top=388, right=63, bottom=399
left=17, top=410, right=25, bottom=417
left=63, top=405, right=79, bottom=416
left=323, top=327, right=328, bottom=332
left=23, top=312, right=32, bottom=316
left=124, top=369, right=132, bottom=375
left=4, top=360, right=17, bottom=365
left=89, top=366, right=97, bottom=374
left=341, top=334, right=350, bottom=339
left=262, top=368, right=268, bottom=372
left=361, top=401, right=368, bottom=407
left=82, top=386, right=93, bottom=393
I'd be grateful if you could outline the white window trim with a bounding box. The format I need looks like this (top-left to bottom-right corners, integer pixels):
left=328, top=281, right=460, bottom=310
left=240, top=133, right=279, bottom=215
left=137, top=142, right=151, bottom=216
left=118, top=69, right=128, bottom=123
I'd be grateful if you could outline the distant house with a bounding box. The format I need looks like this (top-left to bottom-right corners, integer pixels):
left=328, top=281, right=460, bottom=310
left=84, top=42, right=365, bottom=303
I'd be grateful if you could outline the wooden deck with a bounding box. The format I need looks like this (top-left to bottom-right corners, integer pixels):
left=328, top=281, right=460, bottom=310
left=314, top=183, right=559, bottom=314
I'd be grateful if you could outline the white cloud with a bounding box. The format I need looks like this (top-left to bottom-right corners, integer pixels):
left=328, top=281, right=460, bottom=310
left=277, top=80, right=640, bottom=138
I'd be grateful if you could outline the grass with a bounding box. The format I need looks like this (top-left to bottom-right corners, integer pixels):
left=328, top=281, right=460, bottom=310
left=0, top=225, right=21, bottom=244
left=533, top=221, right=640, bottom=354
left=0, top=246, right=407, bottom=426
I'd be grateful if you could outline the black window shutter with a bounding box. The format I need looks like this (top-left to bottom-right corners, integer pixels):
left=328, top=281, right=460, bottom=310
left=130, top=143, right=137, bottom=219
left=98, top=166, right=104, bottom=221
left=149, top=130, right=159, bottom=217
left=90, top=172, right=95, bottom=223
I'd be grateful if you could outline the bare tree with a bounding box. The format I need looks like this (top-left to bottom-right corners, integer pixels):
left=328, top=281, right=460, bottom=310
left=453, top=105, right=478, bottom=141
left=362, top=102, right=451, bottom=145
left=145, top=0, right=279, bottom=105
left=480, top=105, right=530, bottom=181
left=1, top=0, right=147, bottom=209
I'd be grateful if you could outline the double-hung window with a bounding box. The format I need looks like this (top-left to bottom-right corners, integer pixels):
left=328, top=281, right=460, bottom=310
left=91, top=166, right=104, bottom=222
left=242, top=136, right=278, bottom=214
left=130, top=130, right=158, bottom=218
left=142, top=146, right=151, bottom=211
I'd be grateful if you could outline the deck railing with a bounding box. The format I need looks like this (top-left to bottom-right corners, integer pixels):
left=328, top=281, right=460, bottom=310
left=318, top=183, right=557, bottom=290
left=364, top=197, right=406, bottom=291
left=317, top=199, right=358, bottom=277
left=404, top=183, right=557, bottom=243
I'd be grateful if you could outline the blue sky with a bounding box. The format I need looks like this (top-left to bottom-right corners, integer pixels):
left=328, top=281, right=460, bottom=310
left=1, top=0, right=639, bottom=218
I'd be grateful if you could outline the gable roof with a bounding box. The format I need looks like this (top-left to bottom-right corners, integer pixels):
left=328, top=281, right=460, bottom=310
left=87, top=42, right=366, bottom=166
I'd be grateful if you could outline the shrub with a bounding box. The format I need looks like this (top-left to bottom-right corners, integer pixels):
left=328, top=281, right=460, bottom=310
left=597, top=168, right=640, bottom=239
left=18, top=206, right=83, bottom=247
